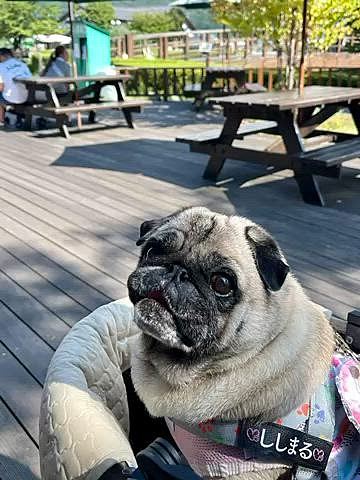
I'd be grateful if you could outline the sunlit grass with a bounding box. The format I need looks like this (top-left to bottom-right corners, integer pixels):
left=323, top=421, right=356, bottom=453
left=321, top=112, right=357, bottom=134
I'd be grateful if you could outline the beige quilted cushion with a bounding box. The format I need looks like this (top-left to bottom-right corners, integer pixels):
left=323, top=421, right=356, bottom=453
left=39, top=298, right=139, bottom=480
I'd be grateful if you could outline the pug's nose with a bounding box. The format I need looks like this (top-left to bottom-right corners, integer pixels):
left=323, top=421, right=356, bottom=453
left=171, top=265, right=189, bottom=283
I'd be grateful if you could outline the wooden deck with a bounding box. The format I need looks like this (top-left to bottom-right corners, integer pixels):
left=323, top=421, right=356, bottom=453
left=0, top=101, right=359, bottom=479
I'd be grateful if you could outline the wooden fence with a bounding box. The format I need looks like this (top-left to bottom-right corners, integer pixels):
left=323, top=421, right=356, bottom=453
left=113, top=30, right=257, bottom=63
left=112, top=30, right=360, bottom=65
left=117, top=65, right=360, bottom=99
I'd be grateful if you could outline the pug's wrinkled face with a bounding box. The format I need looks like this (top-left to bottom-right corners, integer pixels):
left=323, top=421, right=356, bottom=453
left=127, top=207, right=289, bottom=362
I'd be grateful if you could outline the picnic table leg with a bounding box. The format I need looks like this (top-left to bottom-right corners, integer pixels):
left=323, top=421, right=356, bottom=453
left=56, top=115, right=70, bottom=139
left=88, top=82, right=101, bottom=124
left=24, top=85, right=35, bottom=131
left=277, top=110, right=324, bottom=206
left=349, top=102, right=360, bottom=133
left=115, top=80, right=136, bottom=128
left=23, top=111, right=32, bottom=131
left=203, top=114, right=243, bottom=180
left=194, top=73, right=213, bottom=111
left=122, top=108, right=135, bottom=129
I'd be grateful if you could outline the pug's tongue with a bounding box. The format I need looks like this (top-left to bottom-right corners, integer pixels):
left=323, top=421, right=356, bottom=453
left=134, top=298, right=191, bottom=352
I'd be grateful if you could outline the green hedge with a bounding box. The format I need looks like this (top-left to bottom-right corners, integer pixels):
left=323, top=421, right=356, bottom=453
left=28, top=51, right=52, bottom=74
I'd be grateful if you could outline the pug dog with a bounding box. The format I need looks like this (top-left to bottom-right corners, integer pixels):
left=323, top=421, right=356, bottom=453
left=127, top=206, right=334, bottom=480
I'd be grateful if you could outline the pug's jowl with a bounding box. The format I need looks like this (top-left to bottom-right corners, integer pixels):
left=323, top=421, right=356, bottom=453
left=128, top=207, right=334, bottom=480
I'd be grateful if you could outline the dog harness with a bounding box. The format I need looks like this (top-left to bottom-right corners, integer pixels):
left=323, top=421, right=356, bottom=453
left=166, top=347, right=360, bottom=480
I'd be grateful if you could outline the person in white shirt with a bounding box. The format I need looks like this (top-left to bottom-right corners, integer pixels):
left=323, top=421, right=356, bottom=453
left=0, top=48, right=31, bottom=126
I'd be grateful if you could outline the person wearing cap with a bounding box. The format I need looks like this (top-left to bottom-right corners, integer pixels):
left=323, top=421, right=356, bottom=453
left=0, top=48, right=31, bottom=127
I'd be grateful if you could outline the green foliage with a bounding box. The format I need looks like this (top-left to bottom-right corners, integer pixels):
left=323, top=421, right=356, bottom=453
left=77, top=2, right=115, bottom=29
left=129, top=8, right=186, bottom=34
left=110, top=24, right=130, bottom=37
left=309, top=0, right=360, bottom=51
left=212, top=0, right=360, bottom=52
left=212, top=0, right=299, bottom=46
left=29, top=50, right=52, bottom=74
left=0, top=0, right=63, bottom=49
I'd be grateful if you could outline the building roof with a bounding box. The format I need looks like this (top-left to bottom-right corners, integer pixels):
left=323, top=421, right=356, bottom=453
left=114, top=5, right=170, bottom=21
left=181, top=7, right=220, bottom=29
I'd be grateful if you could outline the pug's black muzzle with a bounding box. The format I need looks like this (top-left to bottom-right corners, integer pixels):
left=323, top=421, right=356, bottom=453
left=127, top=265, right=196, bottom=352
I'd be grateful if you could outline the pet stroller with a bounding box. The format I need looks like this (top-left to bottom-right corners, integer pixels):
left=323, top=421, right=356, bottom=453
left=39, top=299, right=360, bottom=480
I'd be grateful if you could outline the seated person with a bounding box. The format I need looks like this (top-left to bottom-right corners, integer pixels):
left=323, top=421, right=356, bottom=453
left=0, top=47, right=31, bottom=127
left=42, top=45, right=71, bottom=95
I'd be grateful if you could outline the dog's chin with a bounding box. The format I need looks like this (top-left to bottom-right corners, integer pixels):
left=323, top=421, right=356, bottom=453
left=133, top=298, right=192, bottom=353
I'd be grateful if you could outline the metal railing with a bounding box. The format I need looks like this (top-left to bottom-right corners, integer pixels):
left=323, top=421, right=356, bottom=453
left=116, top=66, right=360, bottom=99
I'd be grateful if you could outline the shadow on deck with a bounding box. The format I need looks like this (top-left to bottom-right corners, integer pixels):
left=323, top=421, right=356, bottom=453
left=0, top=101, right=359, bottom=479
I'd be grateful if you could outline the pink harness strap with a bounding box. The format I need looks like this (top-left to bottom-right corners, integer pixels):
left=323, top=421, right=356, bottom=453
left=165, top=418, right=286, bottom=478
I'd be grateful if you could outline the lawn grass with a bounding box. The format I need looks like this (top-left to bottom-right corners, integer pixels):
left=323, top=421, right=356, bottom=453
left=321, top=112, right=357, bottom=134
left=112, top=57, right=206, bottom=68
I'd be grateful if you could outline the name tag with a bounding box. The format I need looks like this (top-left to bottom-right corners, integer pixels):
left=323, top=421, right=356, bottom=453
left=238, top=422, right=332, bottom=471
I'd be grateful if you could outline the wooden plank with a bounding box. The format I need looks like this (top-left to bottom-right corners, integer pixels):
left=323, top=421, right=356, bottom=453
left=0, top=269, right=69, bottom=348
left=0, top=173, right=140, bottom=257
left=0, top=246, right=89, bottom=326
left=0, top=344, right=42, bottom=443
left=0, top=227, right=111, bottom=312
left=2, top=135, right=360, bottom=281
left=16, top=74, right=131, bottom=85
left=0, top=185, right=137, bottom=272
left=0, top=198, right=135, bottom=285
left=212, top=86, right=360, bottom=109
left=176, top=121, right=277, bottom=143
left=49, top=100, right=149, bottom=114
left=0, top=301, right=53, bottom=384
left=2, top=134, right=196, bottom=207
left=0, top=399, right=40, bottom=480
left=2, top=152, right=360, bottom=304
left=301, top=137, right=360, bottom=166
left=0, top=210, right=127, bottom=300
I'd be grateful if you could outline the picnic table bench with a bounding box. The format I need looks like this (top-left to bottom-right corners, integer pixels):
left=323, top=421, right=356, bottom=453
left=13, top=74, right=149, bottom=138
left=177, top=86, right=360, bottom=206
left=184, top=67, right=265, bottom=111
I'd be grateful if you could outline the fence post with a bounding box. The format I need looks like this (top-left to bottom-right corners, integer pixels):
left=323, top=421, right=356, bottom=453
left=258, top=63, right=264, bottom=86
left=125, top=34, right=134, bottom=57
left=164, top=69, right=169, bottom=100
left=268, top=70, right=273, bottom=91
left=161, top=37, right=168, bottom=59
left=307, top=67, right=312, bottom=86
left=116, top=37, right=122, bottom=57
left=225, top=32, right=230, bottom=63
left=184, top=35, right=189, bottom=60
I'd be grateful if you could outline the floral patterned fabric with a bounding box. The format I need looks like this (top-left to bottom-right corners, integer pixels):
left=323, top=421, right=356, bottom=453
left=167, top=352, right=360, bottom=479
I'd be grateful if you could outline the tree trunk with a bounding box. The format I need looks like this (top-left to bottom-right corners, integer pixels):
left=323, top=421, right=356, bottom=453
left=285, top=9, right=297, bottom=90
left=275, top=44, right=284, bottom=90
left=13, top=36, right=22, bottom=50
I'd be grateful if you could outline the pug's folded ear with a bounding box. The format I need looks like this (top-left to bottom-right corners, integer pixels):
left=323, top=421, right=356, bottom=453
left=245, top=225, right=289, bottom=292
left=136, top=219, right=164, bottom=246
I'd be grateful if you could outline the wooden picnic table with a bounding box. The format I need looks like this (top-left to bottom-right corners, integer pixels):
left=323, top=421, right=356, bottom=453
left=14, top=74, right=148, bottom=138
left=184, top=67, right=247, bottom=111
left=178, top=86, right=360, bottom=206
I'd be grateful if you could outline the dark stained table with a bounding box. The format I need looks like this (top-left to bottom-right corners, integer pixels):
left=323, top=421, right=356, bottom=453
left=14, top=74, right=141, bottom=137
left=185, top=67, right=247, bottom=111
left=16, top=74, right=131, bottom=110
left=204, top=86, right=360, bottom=205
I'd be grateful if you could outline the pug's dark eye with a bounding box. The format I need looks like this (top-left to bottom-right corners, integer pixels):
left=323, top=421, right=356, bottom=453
left=143, top=241, right=164, bottom=258
left=210, top=273, right=233, bottom=296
